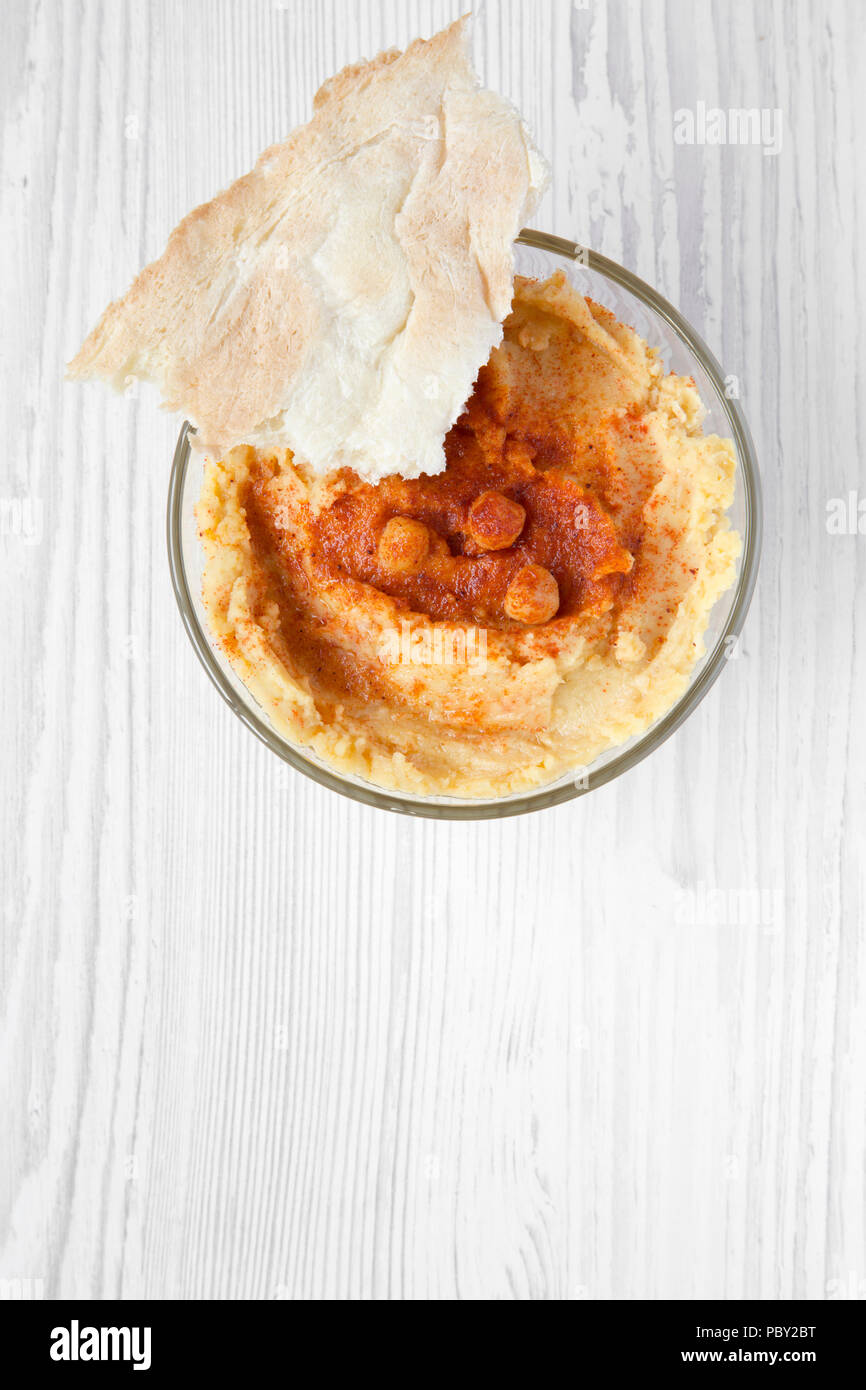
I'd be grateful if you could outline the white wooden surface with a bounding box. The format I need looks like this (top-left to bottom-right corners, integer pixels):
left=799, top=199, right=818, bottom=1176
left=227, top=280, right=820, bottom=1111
left=1, top=0, right=864, bottom=1302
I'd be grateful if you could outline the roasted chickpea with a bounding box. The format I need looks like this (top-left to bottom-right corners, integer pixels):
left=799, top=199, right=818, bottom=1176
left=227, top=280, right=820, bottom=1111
left=467, top=490, right=526, bottom=550
left=503, top=562, right=560, bottom=624
left=377, top=516, right=431, bottom=574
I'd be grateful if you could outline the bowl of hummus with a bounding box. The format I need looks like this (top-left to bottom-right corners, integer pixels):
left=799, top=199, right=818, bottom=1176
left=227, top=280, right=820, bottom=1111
left=167, top=231, right=761, bottom=819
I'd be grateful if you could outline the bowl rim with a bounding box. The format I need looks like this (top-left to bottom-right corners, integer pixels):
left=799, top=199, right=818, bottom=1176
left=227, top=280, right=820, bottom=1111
left=167, top=229, right=762, bottom=820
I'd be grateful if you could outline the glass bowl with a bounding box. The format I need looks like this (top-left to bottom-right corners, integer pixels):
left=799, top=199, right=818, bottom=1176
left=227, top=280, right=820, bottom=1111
left=167, top=230, right=761, bottom=820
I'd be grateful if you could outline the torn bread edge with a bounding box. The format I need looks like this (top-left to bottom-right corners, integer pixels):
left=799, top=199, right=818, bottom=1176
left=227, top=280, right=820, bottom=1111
left=68, top=17, right=549, bottom=482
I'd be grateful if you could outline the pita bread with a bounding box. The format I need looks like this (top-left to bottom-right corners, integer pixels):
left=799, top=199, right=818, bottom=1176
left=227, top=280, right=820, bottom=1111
left=68, top=17, right=548, bottom=480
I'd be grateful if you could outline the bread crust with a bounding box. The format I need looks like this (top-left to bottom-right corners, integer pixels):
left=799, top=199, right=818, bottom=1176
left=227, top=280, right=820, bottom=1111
left=68, top=17, right=548, bottom=480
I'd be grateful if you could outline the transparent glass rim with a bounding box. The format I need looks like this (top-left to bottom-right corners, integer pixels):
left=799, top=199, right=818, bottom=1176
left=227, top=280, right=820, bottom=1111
left=167, top=229, right=762, bottom=821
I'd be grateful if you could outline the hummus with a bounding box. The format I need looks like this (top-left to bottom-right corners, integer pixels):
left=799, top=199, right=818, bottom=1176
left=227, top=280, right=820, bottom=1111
left=197, top=272, right=740, bottom=798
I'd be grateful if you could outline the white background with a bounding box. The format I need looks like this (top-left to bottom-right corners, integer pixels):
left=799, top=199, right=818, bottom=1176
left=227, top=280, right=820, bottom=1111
left=1, top=0, right=864, bottom=1300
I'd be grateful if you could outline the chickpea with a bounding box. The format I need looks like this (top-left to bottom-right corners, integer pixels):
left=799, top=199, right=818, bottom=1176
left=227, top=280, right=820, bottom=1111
left=503, top=562, right=560, bottom=624
left=377, top=516, right=431, bottom=574
left=467, top=490, right=526, bottom=550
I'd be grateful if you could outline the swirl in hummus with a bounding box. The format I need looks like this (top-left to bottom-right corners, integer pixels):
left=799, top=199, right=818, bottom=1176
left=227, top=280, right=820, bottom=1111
left=197, top=272, right=740, bottom=798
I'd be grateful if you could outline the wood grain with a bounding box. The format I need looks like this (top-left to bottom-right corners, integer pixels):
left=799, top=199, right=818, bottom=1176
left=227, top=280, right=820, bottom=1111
left=1, top=0, right=864, bottom=1301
